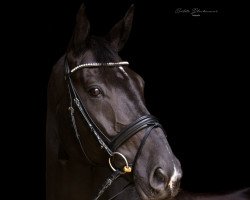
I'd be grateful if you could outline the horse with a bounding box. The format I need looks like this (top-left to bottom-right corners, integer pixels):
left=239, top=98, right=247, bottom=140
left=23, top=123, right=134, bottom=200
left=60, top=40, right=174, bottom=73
left=46, top=3, right=182, bottom=200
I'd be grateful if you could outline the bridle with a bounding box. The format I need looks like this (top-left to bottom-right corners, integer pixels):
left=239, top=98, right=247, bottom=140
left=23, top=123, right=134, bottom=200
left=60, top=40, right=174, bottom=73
left=64, top=57, right=164, bottom=200
left=65, top=58, right=164, bottom=199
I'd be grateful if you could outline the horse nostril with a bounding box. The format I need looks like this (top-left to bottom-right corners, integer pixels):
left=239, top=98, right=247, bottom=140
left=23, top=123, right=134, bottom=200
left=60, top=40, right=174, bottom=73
left=154, top=168, right=167, bottom=184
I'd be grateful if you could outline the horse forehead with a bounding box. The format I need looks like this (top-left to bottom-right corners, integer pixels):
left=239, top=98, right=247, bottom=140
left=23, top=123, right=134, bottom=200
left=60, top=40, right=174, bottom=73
left=81, top=50, right=96, bottom=62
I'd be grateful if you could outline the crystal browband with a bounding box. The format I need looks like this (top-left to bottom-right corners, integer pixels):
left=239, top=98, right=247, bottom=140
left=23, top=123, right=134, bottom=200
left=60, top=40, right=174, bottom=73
left=71, top=61, right=129, bottom=73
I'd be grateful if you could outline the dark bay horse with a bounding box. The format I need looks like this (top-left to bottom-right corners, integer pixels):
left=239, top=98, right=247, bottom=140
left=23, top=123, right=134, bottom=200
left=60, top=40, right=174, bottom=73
left=46, top=4, right=182, bottom=200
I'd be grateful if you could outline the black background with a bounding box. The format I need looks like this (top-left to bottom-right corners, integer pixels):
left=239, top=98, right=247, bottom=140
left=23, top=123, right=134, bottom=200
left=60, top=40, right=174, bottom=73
left=44, top=0, right=249, bottom=196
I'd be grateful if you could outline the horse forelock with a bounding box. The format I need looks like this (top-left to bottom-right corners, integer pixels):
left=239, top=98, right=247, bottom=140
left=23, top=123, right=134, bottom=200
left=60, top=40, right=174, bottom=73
left=90, top=37, right=119, bottom=61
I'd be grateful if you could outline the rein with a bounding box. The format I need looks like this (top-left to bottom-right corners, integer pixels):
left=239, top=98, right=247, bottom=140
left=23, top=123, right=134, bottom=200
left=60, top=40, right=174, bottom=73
left=64, top=58, right=163, bottom=200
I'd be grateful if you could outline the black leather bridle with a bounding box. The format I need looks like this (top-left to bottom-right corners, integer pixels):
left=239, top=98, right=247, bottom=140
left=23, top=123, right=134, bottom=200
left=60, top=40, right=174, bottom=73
left=64, top=58, right=164, bottom=200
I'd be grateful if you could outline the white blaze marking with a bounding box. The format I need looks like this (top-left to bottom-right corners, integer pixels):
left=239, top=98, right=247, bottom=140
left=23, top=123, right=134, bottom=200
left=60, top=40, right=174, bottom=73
left=168, top=166, right=181, bottom=190
left=164, top=140, right=182, bottom=191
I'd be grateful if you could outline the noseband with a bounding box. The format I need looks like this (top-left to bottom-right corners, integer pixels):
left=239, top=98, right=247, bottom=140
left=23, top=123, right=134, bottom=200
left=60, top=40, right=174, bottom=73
left=64, top=58, right=164, bottom=200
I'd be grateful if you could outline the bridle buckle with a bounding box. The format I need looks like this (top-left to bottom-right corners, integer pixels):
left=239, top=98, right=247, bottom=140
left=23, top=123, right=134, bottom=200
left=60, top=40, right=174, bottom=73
left=123, top=166, right=132, bottom=173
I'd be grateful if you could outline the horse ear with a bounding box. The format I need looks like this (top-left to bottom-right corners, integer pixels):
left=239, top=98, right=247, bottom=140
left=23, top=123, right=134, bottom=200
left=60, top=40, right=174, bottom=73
left=105, top=4, right=134, bottom=52
left=67, top=3, right=90, bottom=54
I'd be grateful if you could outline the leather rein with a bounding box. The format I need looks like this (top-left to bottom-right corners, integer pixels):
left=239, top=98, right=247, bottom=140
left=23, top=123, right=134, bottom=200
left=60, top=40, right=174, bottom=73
left=64, top=58, right=164, bottom=200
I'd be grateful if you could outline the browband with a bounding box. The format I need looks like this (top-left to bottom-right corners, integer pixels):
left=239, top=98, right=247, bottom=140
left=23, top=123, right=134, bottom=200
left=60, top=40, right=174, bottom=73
left=71, top=61, right=129, bottom=73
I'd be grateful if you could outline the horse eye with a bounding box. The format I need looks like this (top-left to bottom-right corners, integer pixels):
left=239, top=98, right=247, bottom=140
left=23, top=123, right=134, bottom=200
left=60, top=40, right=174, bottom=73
left=88, top=87, right=101, bottom=97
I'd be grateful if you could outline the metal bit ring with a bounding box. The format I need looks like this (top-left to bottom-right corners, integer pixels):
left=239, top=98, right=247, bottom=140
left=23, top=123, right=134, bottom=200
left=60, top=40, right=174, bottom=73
left=108, top=152, right=132, bottom=173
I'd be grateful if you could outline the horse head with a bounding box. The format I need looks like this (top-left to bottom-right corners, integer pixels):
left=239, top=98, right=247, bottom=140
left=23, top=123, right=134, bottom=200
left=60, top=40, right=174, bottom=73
left=47, top=3, right=182, bottom=200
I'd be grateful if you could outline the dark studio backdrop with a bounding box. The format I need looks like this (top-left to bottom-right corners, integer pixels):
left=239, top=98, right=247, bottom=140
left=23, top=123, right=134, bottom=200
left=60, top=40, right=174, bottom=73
left=46, top=0, right=249, bottom=195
